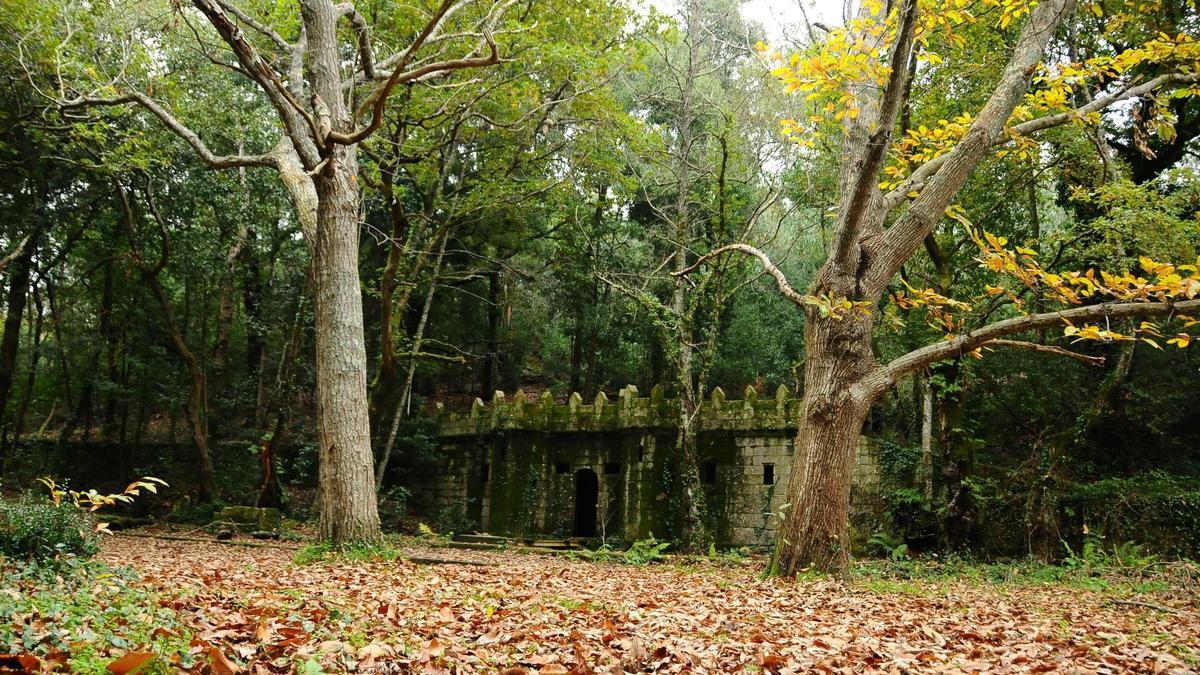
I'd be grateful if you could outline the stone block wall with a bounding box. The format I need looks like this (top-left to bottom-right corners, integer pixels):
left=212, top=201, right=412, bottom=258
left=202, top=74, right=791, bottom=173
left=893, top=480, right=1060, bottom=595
left=407, top=385, right=883, bottom=547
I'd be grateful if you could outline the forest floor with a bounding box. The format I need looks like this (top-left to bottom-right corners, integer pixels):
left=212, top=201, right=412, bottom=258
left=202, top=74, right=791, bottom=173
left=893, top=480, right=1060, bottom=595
left=7, top=531, right=1200, bottom=673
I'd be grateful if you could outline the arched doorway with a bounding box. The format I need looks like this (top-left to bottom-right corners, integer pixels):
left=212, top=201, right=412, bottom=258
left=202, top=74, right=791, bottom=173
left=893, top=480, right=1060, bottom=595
left=573, top=468, right=599, bottom=537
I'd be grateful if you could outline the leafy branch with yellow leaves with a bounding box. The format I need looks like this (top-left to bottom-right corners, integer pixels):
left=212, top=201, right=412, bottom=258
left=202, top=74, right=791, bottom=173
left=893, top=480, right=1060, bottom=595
left=39, top=477, right=168, bottom=535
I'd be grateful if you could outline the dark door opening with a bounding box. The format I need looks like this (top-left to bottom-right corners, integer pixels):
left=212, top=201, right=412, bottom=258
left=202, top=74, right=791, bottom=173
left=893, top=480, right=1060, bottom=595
left=573, top=468, right=599, bottom=537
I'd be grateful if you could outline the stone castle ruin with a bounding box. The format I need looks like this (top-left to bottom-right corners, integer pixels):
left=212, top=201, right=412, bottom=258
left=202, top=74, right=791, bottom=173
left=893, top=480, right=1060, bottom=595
left=412, top=385, right=883, bottom=547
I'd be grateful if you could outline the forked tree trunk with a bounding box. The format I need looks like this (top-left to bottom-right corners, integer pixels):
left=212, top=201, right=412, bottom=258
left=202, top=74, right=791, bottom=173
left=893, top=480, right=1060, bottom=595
left=771, top=311, right=877, bottom=576
left=312, top=145, right=381, bottom=544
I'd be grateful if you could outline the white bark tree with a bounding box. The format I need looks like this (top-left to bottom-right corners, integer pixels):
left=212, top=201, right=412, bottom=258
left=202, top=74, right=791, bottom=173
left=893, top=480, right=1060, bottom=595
left=58, top=0, right=505, bottom=544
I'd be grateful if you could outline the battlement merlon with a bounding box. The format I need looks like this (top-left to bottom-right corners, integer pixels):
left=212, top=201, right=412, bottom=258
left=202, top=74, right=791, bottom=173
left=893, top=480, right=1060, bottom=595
left=431, top=384, right=803, bottom=438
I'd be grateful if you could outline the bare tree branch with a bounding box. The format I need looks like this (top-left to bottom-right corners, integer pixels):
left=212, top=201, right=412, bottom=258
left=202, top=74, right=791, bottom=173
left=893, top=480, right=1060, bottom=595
left=337, top=2, right=376, bottom=81
left=829, top=0, right=917, bottom=274
left=330, top=25, right=500, bottom=146
left=0, top=235, right=32, bottom=276
left=1013, top=72, right=1200, bottom=137
left=878, top=298, right=1200, bottom=387
left=63, top=93, right=277, bottom=169
left=982, top=338, right=1106, bottom=366
left=191, top=0, right=322, bottom=167
left=213, top=0, right=292, bottom=51
left=673, top=244, right=807, bottom=306
left=869, top=0, right=1075, bottom=293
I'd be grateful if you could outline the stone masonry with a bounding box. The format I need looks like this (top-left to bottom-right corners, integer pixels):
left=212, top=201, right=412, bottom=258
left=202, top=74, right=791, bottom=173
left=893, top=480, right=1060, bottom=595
left=412, top=385, right=883, bottom=548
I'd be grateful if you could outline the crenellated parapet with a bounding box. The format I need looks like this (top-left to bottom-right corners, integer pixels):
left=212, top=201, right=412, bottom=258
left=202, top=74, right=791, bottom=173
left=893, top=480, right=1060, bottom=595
left=433, top=384, right=803, bottom=438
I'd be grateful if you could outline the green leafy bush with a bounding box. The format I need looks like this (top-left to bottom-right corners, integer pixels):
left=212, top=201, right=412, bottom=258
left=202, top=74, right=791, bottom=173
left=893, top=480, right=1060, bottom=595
left=167, top=499, right=228, bottom=525
left=571, top=536, right=671, bottom=565
left=377, top=486, right=412, bottom=531
left=0, top=556, right=192, bottom=670
left=433, top=498, right=477, bottom=537
left=623, top=535, right=670, bottom=565
left=293, top=541, right=402, bottom=565
left=0, top=497, right=100, bottom=561
left=867, top=532, right=909, bottom=561
left=1062, top=471, right=1200, bottom=559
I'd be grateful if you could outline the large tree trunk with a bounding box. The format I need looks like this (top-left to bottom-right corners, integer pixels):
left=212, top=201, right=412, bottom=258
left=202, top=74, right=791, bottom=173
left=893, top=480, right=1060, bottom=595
left=292, top=0, right=381, bottom=545
left=668, top=0, right=708, bottom=551
left=772, top=312, right=877, bottom=576
left=312, top=147, right=381, bottom=544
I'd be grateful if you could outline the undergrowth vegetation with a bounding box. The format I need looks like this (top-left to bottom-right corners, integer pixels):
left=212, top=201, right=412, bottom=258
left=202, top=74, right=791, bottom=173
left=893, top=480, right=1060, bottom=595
left=0, top=556, right=192, bottom=673
left=293, top=541, right=403, bottom=565
left=568, top=536, right=672, bottom=565
left=0, top=498, right=99, bottom=560
left=846, top=546, right=1198, bottom=601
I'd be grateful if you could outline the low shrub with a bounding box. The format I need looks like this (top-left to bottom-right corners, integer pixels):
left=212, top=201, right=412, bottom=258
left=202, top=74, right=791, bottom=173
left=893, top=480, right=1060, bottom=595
left=572, top=536, right=671, bottom=565
left=293, top=541, right=402, bottom=565
left=0, top=497, right=99, bottom=561
left=433, top=498, right=477, bottom=537
left=0, top=556, right=193, bottom=671
left=166, top=499, right=228, bottom=525
left=624, top=535, right=670, bottom=565
left=1062, top=471, right=1200, bottom=559
left=377, top=486, right=412, bottom=531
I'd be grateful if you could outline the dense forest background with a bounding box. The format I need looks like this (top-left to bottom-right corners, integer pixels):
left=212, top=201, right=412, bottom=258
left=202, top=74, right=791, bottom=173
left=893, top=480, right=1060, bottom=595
left=0, top=0, right=1197, bottom=560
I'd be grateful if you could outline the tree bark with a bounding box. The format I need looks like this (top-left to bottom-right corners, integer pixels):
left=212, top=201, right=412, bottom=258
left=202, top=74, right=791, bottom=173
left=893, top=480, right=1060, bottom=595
left=12, top=284, right=44, bottom=443
left=668, top=0, right=709, bottom=552
left=479, top=268, right=502, bottom=398
left=770, top=311, right=877, bottom=576
left=0, top=225, right=40, bottom=477
left=100, top=247, right=119, bottom=437
left=303, top=0, right=382, bottom=540
left=311, top=153, right=380, bottom=541
left=256, top=279, right=309, bottom=508
left=244, top=231, right=267, bottom=426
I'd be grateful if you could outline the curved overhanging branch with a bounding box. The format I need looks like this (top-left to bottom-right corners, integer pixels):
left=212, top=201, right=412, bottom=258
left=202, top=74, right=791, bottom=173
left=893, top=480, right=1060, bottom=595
left=875, top=298, right=1200, bottom=392
left=672, top=243, right=807, bottom=306
left=62, top=93, right=278, bottom=169
left=983, top=339, right=1105, bottom=366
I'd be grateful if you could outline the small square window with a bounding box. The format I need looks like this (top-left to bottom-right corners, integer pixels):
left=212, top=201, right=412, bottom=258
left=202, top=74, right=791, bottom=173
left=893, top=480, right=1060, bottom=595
left=481, top=462, right=490, bottom=483
left=762, top=463, right=775, bottom=486
left=604, top=462, right=621, bottom=475
left=554, top=462, right=570, bottom=474
left=702, top=462, right=717, bottom=484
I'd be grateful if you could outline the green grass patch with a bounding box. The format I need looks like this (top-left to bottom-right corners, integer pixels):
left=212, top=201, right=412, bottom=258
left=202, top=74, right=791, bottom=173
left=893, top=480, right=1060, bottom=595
left=293, top=541, right=402, bottom=565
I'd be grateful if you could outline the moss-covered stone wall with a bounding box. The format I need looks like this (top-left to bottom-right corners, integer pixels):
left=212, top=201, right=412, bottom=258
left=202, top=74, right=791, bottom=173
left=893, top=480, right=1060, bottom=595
left=410, top=385, right=883, bottom=547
